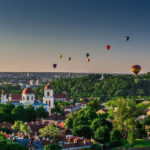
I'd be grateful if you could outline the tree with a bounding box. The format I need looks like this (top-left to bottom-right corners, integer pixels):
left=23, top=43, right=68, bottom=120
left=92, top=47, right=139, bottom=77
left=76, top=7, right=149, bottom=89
left=72, top=125, right=92, bottom=139
left=11, top=121, right=29, bottom=133
left=36, top=105, right=48, bottom=118
left=65, top=117, right=73, bottom=129
left=91, top=143, right=102, bottom=150
left=110, top=129, right=122, bottom=147
left=39, top=124, right=61, bottom=139
left=108, top=98, right=144, bottom=137
left=87, top=100, right=102, bottom=112
left=26, top=104, right=36, bottom=121
left=44, top=144, right=62, bottom=150
left=127, top=132, right=135, bottom=147
left=11, top=105, right=27, bottom=121
left=94, top=126, right=110, bottom=143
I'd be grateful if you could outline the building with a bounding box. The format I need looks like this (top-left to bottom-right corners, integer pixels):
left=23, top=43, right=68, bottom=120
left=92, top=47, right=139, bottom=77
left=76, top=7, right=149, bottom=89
left=1, top=83, right=71, bottom=115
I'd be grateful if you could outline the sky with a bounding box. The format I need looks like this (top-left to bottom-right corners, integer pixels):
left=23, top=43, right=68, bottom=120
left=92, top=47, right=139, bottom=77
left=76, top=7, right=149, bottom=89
left=0, top=0, right=150, bottom=73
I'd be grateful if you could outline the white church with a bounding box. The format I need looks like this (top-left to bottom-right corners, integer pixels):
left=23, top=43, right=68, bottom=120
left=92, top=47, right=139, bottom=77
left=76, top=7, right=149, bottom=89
left=1, top=84, right=55, bottom=114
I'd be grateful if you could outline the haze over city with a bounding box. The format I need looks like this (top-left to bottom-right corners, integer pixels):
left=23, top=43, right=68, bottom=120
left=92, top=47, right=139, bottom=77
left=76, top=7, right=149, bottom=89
left=0, top=0, right=150, bottom=73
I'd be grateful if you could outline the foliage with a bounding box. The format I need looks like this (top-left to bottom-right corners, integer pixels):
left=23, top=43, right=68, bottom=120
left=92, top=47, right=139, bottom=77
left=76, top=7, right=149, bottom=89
left=91, top=143, right=102, bottom=150
left=127, top=132, right=135, bottom=147
left=39, top=124, right=61, bottom=139
left=44, top=144, right=62, bottom=150
left=72, top=125, right=92, bottom=139
left=108, top=98, right=144, bottom=137
left=26, top=104, right=37, bottom=122
left=94, top=125, right=110, bottom=143
left=36, top=105, right=49, bottom=118
left=11, top=121, right=29, bottom=133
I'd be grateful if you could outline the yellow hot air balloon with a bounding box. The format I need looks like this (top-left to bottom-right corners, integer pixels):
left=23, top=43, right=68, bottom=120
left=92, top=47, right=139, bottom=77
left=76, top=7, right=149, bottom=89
left=131, top=65, right=141, bottom=75
left=58, top=54, right=63, bottom=59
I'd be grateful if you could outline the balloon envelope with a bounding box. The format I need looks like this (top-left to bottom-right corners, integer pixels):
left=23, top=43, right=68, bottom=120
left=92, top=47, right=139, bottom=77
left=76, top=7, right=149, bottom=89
left=58, top=54, right=63, bottom=59
left=86, top=53, right=90, bottom=58
left=87, top=58, right=90, bottom=62
left=124, top=36, right=130, bottom=41
left=106, top=45, right=111, bottom=50
left=131, top=65, right=141, bottom=75
left=53, top=64, right=57, bottom=69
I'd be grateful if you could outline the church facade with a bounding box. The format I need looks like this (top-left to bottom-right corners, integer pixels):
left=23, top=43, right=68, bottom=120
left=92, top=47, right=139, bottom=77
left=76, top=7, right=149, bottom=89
left=0, top=84, right=55, bottom=114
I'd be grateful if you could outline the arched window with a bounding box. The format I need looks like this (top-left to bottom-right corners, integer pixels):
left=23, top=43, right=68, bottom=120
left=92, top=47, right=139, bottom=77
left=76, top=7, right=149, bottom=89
left=49, top=101, right=51, bottom=106
left=27, top=96, right=29, bottom=101
left=46, top=101, right=47, bottom=104
left=47, top=92, right=50, bottom=96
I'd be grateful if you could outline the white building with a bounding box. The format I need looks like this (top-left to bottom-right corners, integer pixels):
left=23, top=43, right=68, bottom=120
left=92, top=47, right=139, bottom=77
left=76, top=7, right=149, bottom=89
left=1, top=90, right=7, bottom=104
left=43, top=84, right=55, bottom=114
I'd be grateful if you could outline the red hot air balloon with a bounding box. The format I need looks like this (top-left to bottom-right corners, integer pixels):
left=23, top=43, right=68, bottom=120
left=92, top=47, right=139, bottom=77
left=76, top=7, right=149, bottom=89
left=106, top=45, right=111, bottom=50
left=87, top=58, right=90, bottom=63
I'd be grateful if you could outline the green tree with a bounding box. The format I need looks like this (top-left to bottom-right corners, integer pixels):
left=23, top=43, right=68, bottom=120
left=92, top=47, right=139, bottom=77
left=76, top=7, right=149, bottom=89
left=36, top=105, right=48, bottom=118
left=11, top=105, right=27, bottom=122
left=127, top=132, right=135, bottom=147
left=72, top=125, right=92, bottom=139
left=91, top=143, right=102, bottom=150
left=44, top=144, right=62, bottom=150
left=39, top=124, right=61, bottom=139
left=94, top=126, right=110, bottom=143
left=26, top=104, right=36, bottom=121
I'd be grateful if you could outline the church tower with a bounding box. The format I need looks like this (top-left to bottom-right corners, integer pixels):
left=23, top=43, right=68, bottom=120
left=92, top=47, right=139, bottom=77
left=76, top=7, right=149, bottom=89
left=21, top=86, right=35, bottom=105
left=43, top=84, right=55, bottom=114
left=1, top=90, right=7, bottom=104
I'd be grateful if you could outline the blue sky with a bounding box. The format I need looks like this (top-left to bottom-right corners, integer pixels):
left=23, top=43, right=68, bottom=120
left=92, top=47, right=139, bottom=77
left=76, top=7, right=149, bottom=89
left=0, top=0, right=150, bottom=73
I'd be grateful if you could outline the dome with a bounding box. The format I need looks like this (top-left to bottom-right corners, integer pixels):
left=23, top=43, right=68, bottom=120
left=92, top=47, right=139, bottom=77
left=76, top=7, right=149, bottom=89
left=22, top=87, right=34, bottom=94
left=45, top=84, right=52, bottom=90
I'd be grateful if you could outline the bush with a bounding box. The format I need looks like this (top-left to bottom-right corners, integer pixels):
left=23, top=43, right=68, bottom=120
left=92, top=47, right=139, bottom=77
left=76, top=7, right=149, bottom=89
left=44, top=144, right=62, bottom=150
left=110, top=140, right=122, bottom=147
left=110, top=129, right=122, bottom=141
left=127, top=132, right=135, bottom=147
left=91, top=143, right=102, bottom=150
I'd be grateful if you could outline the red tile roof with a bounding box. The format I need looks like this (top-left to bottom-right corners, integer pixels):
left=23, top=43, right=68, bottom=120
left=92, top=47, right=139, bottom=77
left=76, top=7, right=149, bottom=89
left=54, top=93, right=68, bottom=99
left=10, top=94, right=22, bottom=101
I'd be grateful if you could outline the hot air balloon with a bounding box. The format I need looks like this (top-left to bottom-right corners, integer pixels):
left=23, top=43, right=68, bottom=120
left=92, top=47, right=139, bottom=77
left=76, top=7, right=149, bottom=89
left=106, top=45, right=111, bottom=51
left=53, top=64, right=57, bottom=69
left=131, top=65, right=141, bottom=75
left=68, top=57, right=71, bottom=61
left=124, top=36, right=130, bottom=41
left=58, top=54, right=63, bottom=59
left=86, top=53, right=90, bottom=58
left=87, top=58, right=90, bottom=63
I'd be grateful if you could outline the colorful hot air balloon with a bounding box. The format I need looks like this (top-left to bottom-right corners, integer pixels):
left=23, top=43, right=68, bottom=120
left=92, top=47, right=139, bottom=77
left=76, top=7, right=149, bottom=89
left=87, top=58, right=90, bottom=63
left=68, top=57, right=71, bottom=61
left=106, top=45, right=111, bottom=51
left=131, top=65, right=141, bottom=75
left=58, top=54, right=63, bottom=59
left=86, top=53, right=90, bottom=58
left=53, top=64, right=57, bottom=69
left=124, top=36, right=130, bottom=41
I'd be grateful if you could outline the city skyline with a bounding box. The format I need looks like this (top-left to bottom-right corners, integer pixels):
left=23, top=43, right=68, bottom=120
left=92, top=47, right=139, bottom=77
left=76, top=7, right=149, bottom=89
left=0, top=0, right=150, bottom=73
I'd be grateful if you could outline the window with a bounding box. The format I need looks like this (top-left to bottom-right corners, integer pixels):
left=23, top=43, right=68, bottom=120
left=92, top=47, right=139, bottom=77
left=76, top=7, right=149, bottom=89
left=46, top=101, right=47, bottom=104
left=31, top=96, right=33, bottom=100
left=27, top=96, right=29, bottom=101
left=47, top=92, right=50, bottom=96
left=49, top=101, right=51, bottom=106
left=23, top=96, right=25, bottom=101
